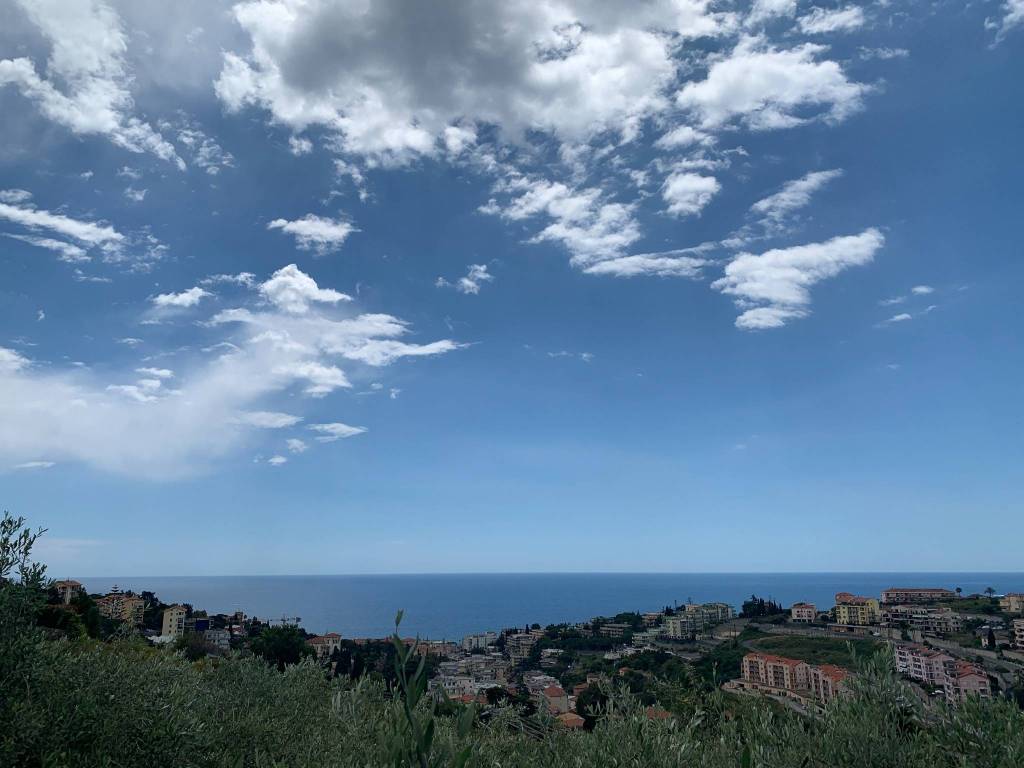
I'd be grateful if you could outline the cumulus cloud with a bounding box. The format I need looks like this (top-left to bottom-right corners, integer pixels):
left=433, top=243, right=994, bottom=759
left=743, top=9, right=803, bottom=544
left=0, top=189, right=33, bottom=204
left=437, top=264, right=495, bottom=295
left=0, top=0, right=183, bottom=167
left=989, top=0, right=1024, bottom=42
left=797, top=6, right=866, bottom=34
left=713, top=228, right=884, bottom=329
left=135, top=367, right=173, bottom=379
left=583, top=253, right=706, bottom=278
left=266, top=455, right=287, bottom=466
left=661, top=171, right=720, bottom=216
left=677, top=36, right=868, bottom=130
left=286, top=438, right=307, bottom=453
left=0, top=266, right=459, bottom=477
left=911, top=285, right=934, bottom=295
left=268, top=214, right=356, bottom=255
left=259, top=264, right=351, bottom=313
left=214, top=0, right=733, bottom=165
left=151, top=286, right=210, bottom=308
left=750, top=169, right=842, bottom=229
left=745, top=0, right=797, bottom=26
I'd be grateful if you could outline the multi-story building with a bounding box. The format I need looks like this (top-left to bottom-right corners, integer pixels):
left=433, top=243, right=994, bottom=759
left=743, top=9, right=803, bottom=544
left=944, top=661, right=991, bottom=705
left=881, top=588, right=955, bottom=604
left=790, top=602, right=816, bottom=623
left=893, top=643, right=954, bottom=687
left=834, top=593, right=881, bottom=625
left=598, top=622, right=632, bottom=638
left=809, top=664, right=850, bottom=706
left=461, top=631, right=497, bottom=651
left=162, top=605, right=187, bottom=638
left=203, top=628, right=231, bottom=652
left=742, top=653, right=810, bottom=692
left=308, top=632, right=343, bottom=659
left=540, top=685, right=569, bottom=714
left=664, top=602, right=736, bottom=638
left=632, top=628, right=664, bottom=646
left=505, top=630, right=543, bottom=664
left=1013, top=619, right=1024, bottom=649
left=95, top=592, right=145, bottom=625
left=52, top=579, right=83, bottom=604
left=881, top=605, right=963, bottom=635
left=1000, top=593, right=1024, bottom=614
left=641, top=612, right=664, bottom=627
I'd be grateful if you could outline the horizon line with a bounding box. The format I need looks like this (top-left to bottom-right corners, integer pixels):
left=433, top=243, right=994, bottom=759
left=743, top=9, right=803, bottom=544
left=68, top=569, right=1024, bottom=579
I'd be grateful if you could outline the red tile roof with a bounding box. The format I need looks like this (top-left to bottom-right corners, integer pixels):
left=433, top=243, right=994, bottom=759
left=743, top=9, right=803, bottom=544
left=543, top=685, right=566, bottom=698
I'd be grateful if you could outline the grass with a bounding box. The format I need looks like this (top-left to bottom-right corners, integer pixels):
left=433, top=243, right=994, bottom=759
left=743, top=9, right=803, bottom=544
left=745, top=632, right=882, bottom=668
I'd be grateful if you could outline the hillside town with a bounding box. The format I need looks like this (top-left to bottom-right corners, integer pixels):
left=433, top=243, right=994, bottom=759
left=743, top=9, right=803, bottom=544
left=44, top=579, right=1024, bottom=725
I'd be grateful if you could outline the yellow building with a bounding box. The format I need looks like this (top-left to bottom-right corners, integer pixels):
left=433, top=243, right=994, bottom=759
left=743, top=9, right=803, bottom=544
left=833, top=593, right=880, bottom=625
left=1000, top=593, right=1024, bottom=614
left=162, top=605, right=187, bottom=637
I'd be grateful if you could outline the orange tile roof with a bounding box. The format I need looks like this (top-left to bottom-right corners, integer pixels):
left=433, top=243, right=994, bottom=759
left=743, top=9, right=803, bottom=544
left=543, top=685, right=566, bottom=698
left=815, top=664, right=849, bottom=683
left=557, top=713, right=585, bottom=728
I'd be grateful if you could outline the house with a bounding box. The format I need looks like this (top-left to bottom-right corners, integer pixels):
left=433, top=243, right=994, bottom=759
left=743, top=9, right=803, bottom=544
left=52, top=579, right=83, bottom=605
left=790, top=602, right=816, bottom=623
left=541, top=684, right=569, bottom=714
left=95, top=592, right=145, bottom=625
left=162, top=605, right=187, bottom=638
left=308, top=632, right=343, bottom=659
left=834, top=593, right=880, bottom=625
left=556, top=712, right=585, bottom=729
left=881, top=588, right=955, bottom=604
left=1000, top=593, right=1024, bottom=614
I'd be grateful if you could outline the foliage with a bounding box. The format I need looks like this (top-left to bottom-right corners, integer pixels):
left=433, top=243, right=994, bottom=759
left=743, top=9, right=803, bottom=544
left=740, top=594, right=786, bottom=618
left=249, top=623, right=314, bottom=670
left=745, top=632, right=883, bottom=668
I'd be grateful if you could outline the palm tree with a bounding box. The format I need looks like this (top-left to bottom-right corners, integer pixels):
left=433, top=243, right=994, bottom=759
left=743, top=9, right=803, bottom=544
left=984, top=586, right=996, bottom=601
left=955, top=587, right=962, bottom=599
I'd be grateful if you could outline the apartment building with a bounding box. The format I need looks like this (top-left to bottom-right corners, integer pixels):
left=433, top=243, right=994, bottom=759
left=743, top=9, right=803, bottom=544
left=881, top=588, right=955, bottom=604
left=505, top=630, right=544, bottom=664
left=943, top=661, right=992, bottom=705
left=598, top=622, right=632, bottom=638
left=461, top=631, right=497, bottom=651
left=308, top=632, right=343, bottom=659
left=1000, top=593, right=1024, bottom=614
left=203, top=628, right=231, bottom=652
left=834, top=593, right=881, bottom=625
left=881, top=605, right=963, bottom=634
left=790, top=602, right=816, bottom=623
left=52, top=579, right=83, bottom=604
left=664, top=602, right=736, bottom=638
left=95, top=592, right=145, bottom=625
left=809, top=664, right=850, bottom=706
left=893, top=643, right=953, bottom=686
left=742, top=653, right=810, bottom=692
left=540, top=685, right=569, bottom=714
left=162, top=605, right=187, bottom=638
left=1013, top=619, right=1024, bottom=649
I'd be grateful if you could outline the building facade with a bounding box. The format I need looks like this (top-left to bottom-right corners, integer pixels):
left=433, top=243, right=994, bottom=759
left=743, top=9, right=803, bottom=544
left=1013, top=619, right=1024, bottom=649
left=739, top=653, right=850, bottom=708
left=1000, top=593, right=1024, bottom=614
left=95, top=592, right=145, bottom=625
left=162, top=605, right=187, bottom=638
left=52, top=579, right=83, bottom=605
left=834, top=593, right=881, bottom=625
left=881, top=605, right=963, bottom=634
left=790, top=603, right=816, bottom=623
left=664, top=602, right=736, bottom=638
left=308, top=632, right=343, bottom=659
left=881, top=588, right=955, bottom=604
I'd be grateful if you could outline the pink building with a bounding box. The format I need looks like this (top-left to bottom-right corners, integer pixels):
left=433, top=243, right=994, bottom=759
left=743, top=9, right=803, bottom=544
left=809, top=664, right=849, bottom=705
left=742, top=653, right=809, bottom=692
left=944, top=661, right=991, bottom=705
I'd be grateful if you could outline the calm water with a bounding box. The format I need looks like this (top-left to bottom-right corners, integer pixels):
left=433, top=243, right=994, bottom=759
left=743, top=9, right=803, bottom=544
left=76, top=573, right=1024, bottom=639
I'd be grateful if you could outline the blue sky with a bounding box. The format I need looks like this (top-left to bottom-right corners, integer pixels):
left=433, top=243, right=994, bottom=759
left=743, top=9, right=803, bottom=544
left=1, top=0, right=1022, bottom=575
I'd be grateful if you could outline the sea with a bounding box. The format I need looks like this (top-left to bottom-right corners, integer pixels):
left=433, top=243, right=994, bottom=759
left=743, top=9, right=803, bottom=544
left=75, top=572, right=1024, bottom=639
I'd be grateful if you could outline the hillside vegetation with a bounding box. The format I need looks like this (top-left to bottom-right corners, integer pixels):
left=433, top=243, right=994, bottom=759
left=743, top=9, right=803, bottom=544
left=2, top=513, right=1023, bottom=768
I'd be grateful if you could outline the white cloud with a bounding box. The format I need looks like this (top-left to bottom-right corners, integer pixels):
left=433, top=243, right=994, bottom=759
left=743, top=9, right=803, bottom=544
left=267, top=214, right=356, bottom=255
left=288, top=136, right=313, bottom=155
left=989, top=0, right=1024, bottom=43
left=546, top=350, right=594, bottom=362
left=267, top=455, right=288, bottom=466
left=3, top=233, right=90, bottom=262
left=235, top=410, right=303, bottom=428
left=176, top=125, right=234, bottom=175
left=308, top=422, right=367, bottom=442
left=124, top=187, right=147, bottom=202
left=880, top=313, right=913, bottom=324
left=583, top=253, right=706, bottom=278
left=286, top=438, right=307, bottom=453
left=0, top=0, right=183, bottom=167
left=0, top=189, right=33, bottom=204
left=879, top=295, right=906, bottom=306
left=201, top=272, right=256, bottom=288
left=437, top=264, right=495, bottom=295
left=746, top=0, right=797, bottom=26
left=911, top=285, right=934, bottom=295
left=0, top=199, right=123, bottom=247
left=214, top=1, right=731, bottom=165
left=797, top=6, right=866, bottom=35
left=654, top=125, right=713, bottom=149
left=151, top=286, right=210, bottom=308
left=858, top=47, right=909, bottom=60
left=661, top=171, right=720, bottom=216
left=677, top=36, right=868, bottom=130
left=0, top=265, right=458, bottom=477
left=135, top=367, right=173, bottom=379
left=259, top=263, right=351, bottom=313
left=37, top=310, right=45, bottom=321
left=713, top=228, right=884, bottom=329
left=11, top=460, right=55, bottom=470
left=750, top=169, right=842, bottom=228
